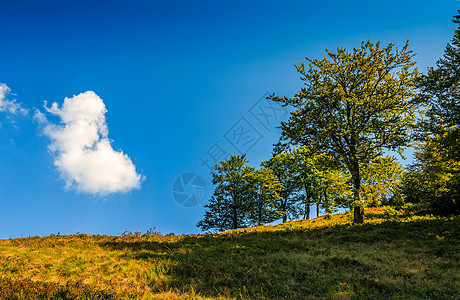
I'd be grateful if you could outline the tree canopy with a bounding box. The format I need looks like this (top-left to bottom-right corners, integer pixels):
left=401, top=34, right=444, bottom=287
left=268, top=40, right=420, bottom=223
left=197, top=154, right=285, bottom=232
left=418, top=13, right=460, bottom=131
left=197, top=154, right=255, bottom=232
left=404, top=11, right=460, bottom=215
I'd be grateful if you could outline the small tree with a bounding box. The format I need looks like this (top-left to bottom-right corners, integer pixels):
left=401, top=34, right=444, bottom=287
left=261, top=152, right=301, bottom=223
left=197, top=154, right=254, bottom=232
left=269, top=40, right=419, bottom=223
left=291, top=147, right=319, bottom=219
left=246, top=167, right=283, bottom=226
left=292, top=146, right=350, bottom=217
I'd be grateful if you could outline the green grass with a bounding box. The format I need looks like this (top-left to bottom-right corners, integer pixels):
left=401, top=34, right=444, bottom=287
left=0, top=207, right=459, bottom=299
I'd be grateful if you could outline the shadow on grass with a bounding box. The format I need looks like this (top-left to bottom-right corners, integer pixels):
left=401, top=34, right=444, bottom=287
left=99, top=216, right=460, bottom=299
left=0, top=277, right=117, bottom=300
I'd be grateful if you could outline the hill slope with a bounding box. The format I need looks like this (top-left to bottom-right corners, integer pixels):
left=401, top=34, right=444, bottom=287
left=0, top=207, right=459, bottom=299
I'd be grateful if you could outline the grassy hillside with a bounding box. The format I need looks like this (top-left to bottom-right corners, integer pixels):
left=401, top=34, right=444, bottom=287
left=0, top=207, right=459, bottom=299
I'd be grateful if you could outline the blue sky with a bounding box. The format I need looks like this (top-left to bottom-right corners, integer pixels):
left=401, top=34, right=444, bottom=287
left=0, top=0, right=458, bottom=238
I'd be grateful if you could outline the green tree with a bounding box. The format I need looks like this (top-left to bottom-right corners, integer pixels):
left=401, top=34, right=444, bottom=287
left=406, top=11, right=460, bottom=215
left=261, top=152, right=301, bottom=223
left=269, top=40, right=419, bottom=223
left=197, top=154, right=255, bottom=232
left=246, top=167, right=284, bottom=226
left=291, top=147, right=319, bottom=219
left=418, top=11, right=460, bottom=131
left=360, top=155, right=404, bottom=207
left=403, top=128, right=460, bottom=214
left=293, top=147, right=351, bottom=218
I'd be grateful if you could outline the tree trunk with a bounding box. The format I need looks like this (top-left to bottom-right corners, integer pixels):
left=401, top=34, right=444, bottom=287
left=232, top=205, right=238, bottom=229
left=304, top=184, right=310, bottom=220
left=232, top=192, right=238, bottom=229
left=258, top=200, right=262, bottom=226
left=324, top=187, right=331, bottom=214
left=351, top=165, right=364, bottom=224
left=316, top=201, right=320, bottom=218
left=353, top=206, right=364, bottom=224
left=304, top=204, right=310, bottom=220
left=282, top=198, right=287, bottom=223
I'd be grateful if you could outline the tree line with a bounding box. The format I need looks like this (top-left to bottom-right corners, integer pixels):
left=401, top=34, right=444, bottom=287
left=197, top=12, right=460, bottom=232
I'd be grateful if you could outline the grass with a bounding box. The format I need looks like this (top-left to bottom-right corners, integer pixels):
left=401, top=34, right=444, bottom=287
left=0, top=207, right=459, bottom=299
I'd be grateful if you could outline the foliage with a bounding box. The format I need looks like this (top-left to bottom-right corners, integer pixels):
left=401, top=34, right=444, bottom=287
left=404, top=11, right=460, bottom=215
left=245, top=167, right=284, bottom=226
left=268, top=40, right=420, bottom=222
left=0, top=208, right=459, bottom=299
left=417, top=11, right=460, bottom=131
left=360, top=155, right=404, bottom=208
left=261, top=151, right=301, bottom=222
left=292, top=147, right=351, bottom=216
left=402, top=128, right=460, bottom=214
left=290, top=147, right=320, bottom=219
left=197, top=154, right=286, bottom=232
left=197, top=154, right=255, bottom=232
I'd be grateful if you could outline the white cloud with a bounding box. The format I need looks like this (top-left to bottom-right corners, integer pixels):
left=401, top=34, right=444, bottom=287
left=40, top=91, right=143, bottom=195
left=0, top=83, right=28, bottom=115
left=33, top=109, right=47, bottom=125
